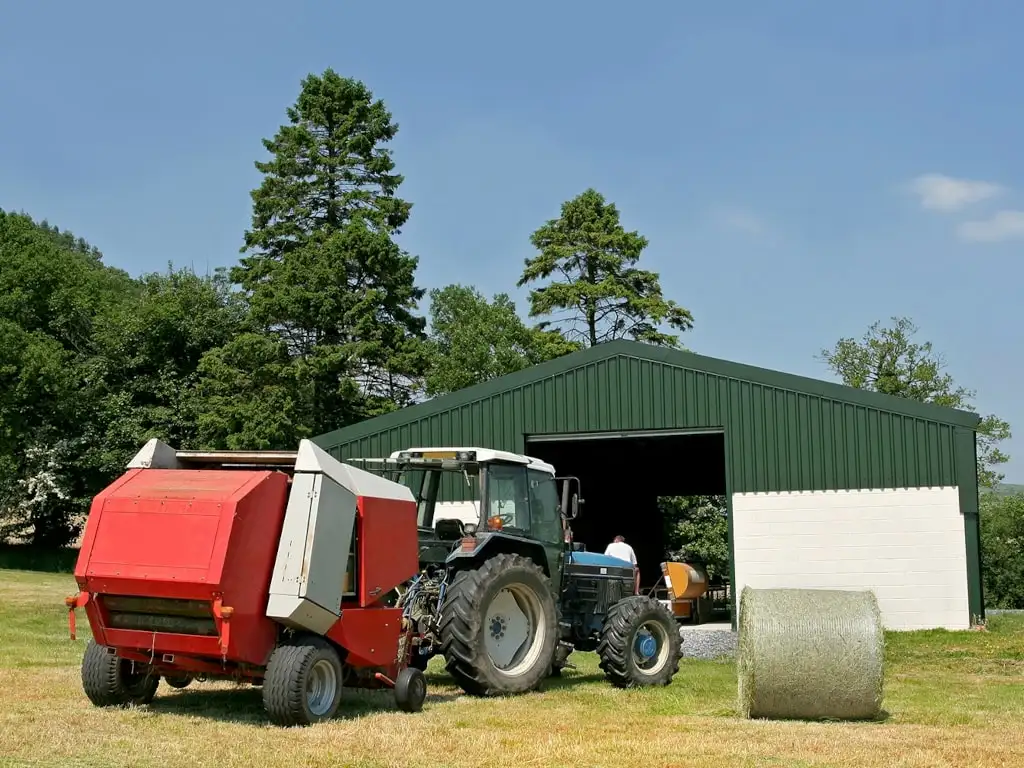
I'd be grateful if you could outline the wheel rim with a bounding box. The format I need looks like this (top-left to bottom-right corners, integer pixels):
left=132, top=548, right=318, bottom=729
left=119, top=661, right=151, bottom=696
left=306, top=658, right=339, bottom=716
left=631, top=620, right=670, bottom=675
left=484, top=584, right=546, bottom=675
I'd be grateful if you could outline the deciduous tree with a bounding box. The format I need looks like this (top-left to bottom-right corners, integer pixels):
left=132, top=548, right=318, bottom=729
left=424, top=284, right=579, bottom=396
left=819, top=316, right=1011, bottom=488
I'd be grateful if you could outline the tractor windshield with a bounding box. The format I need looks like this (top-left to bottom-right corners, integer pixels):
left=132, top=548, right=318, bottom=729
left=485, top=463, right=531, bottom=532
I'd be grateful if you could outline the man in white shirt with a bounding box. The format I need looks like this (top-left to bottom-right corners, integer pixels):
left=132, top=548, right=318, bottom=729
left=604, top=535, right=640, bottom=594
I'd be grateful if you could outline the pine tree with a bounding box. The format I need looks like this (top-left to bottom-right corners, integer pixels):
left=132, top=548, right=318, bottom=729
left=229, top=69, right=428, bottom=429
left=518, top=188, right=693, bottom=348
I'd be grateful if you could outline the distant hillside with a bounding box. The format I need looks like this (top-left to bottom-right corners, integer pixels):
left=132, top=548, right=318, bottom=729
left=993, top=483, right=1024, bottom=497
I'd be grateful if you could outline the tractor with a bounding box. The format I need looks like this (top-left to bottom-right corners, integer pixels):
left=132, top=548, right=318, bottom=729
left=353, top=447, right=682, bottom=696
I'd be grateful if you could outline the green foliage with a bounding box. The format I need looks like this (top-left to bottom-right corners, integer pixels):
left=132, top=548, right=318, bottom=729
left=227, top=68, right=428, bottom=439
left=0, top=209, right=250, bottom=545
left=819, top=316, right=1011, bottom=488
left=979, top=491, right=1024, bottom=609
left=517, top=188, right=693, bottom=348
left=658, top=495, right=730, bottom=581
left=424, top=284, right=581, bottom=396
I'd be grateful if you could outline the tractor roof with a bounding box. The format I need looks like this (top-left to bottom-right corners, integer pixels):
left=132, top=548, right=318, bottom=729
left=388, top=447, right=555, bottom=475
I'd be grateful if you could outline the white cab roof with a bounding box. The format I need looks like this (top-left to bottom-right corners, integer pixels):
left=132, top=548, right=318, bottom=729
left=389, top=447, right=556, bottom=475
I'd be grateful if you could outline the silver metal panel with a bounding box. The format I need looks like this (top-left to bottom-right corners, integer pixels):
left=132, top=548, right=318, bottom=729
left=126, top=438, right=181, bottom=469
left=300, top=474, right=357, bottom=615
left=265, top=594, right=337, bottom=635
left=266, top=469, right=358, bottom=634
left=268, top=472, right=317, bottom=597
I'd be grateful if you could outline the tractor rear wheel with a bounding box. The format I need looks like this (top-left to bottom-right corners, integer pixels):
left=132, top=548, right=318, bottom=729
left=597, top=595, right=682, bottom=688
left=81, top=640, right=160, bottom=708
left=437, top=553, right=558, bottom=697
left=262, top=638, right=344, bottom=726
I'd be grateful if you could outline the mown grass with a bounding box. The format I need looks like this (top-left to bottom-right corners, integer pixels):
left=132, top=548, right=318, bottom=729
left=0, top=569, right=1022, bottom=767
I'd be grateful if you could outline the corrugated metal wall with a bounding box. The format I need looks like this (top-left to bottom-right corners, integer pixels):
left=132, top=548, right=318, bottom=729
left=326, top=355, right=964, bottom=494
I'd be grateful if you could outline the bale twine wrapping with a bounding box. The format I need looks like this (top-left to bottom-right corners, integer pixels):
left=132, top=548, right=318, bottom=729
left=737, top=586, right=885, bottom=721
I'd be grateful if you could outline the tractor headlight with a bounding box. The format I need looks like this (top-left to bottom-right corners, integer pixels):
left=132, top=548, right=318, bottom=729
left=456, top=450, right=476, bottom=462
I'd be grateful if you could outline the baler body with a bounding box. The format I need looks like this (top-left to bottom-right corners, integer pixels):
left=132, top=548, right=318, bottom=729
left=74, top=466, right=289, bottom=671
left=69, top=438, right=421, bottom=689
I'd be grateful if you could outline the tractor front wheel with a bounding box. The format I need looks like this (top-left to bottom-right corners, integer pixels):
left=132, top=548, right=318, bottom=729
left=262, top=638, right=344, bottom=726
left=81, top=640, right=160, bottom=708
left=597, top=596, right=682, bottom=688
left=437, top=553, right=558, bottom=697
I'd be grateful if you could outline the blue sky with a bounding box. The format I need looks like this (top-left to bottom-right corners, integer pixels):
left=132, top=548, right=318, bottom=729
left=1, top=1, right=1021, bottom=480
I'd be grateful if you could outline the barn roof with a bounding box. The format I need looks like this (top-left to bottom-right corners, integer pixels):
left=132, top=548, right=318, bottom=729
left=314, top=339, right=982, bottom=449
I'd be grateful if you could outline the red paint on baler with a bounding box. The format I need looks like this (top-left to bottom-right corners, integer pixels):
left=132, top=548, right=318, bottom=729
left=325, top=606, right=404, bottom=668
left=357, top=495, right=419, bottom=607
left=73, top=468, right=289, bottom=666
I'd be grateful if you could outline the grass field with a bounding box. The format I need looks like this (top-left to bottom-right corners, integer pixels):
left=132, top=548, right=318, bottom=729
left=1, top=570, right=1023, bottom=768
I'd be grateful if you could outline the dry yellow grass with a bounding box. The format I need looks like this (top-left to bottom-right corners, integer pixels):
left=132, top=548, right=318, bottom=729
left=1, top=568, right=1023, bottom=768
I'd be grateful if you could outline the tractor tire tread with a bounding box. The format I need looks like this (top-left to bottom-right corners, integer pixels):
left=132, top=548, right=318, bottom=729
left=437, top=553, right=557, bottom=697
left=597, top=595, right=682, bottom=689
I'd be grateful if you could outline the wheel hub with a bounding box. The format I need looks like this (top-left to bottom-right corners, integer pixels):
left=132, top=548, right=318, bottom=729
left=490, top=615, right=508, bottom=641
left=631, top=620, right=670, bottom=674
left=635, top=631, right=657, bottom=660
left=305, top=658, right=338, bottom=717
left=483, top=586, right=542, bottom=672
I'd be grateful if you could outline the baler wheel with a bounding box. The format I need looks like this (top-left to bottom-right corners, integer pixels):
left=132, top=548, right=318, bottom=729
left=81, top=640, right=160, bottom=708
left=164, top=674, right=192, bottom=689
left=262, top=639, right=344, bottom=726
left=436, top=553, right=558, bottom=697
left=394, top=667, right=427, bottom=713
left=597, top=595, right=682, bottom=689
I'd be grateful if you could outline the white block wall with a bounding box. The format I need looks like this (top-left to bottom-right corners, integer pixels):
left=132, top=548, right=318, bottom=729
left=732, top=487, right=970, bottom=631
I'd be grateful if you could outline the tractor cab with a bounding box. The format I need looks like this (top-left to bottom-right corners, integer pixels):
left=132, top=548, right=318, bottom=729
left=350, top=447, right=581, bottom=580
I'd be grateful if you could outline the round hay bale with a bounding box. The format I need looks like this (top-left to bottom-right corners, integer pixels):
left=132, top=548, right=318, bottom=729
left=737, top=586, right=885, bottom=721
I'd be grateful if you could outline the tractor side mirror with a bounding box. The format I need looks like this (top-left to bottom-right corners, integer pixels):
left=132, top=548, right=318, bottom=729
left=569, top=493, right=580, bottom=520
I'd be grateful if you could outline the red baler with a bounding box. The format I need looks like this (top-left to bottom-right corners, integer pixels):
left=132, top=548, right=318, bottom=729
left=66, top=438, right=427, bottom=725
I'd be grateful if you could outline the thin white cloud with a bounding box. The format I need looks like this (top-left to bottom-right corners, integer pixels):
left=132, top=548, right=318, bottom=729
left=909, top=173, right=1004, bottom=212
left=957, top=210, right=1024, bottom=243
left=713, top=206, right=767, bottom=235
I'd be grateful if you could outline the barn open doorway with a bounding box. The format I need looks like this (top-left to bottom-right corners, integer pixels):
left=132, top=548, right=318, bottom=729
left=526, top=429, right=730, bottom=617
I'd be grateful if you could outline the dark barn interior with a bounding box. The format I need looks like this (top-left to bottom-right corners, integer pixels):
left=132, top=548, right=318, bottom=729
left=525, top=431, right=727, bottom=589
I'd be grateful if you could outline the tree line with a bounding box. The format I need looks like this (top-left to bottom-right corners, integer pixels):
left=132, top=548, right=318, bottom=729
left=1, top=68, right=1019, bottom=608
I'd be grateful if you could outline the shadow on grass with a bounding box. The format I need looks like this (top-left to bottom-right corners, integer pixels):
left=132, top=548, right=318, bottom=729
left=148, top=682, right=460, bottom=725
left=743, top=708, right=892, bottom=725
left=0, top=545, right=77, bottom=574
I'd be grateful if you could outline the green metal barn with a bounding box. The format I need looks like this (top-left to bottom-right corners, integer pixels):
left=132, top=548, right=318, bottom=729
left=314, top=339, right=984, bottom=631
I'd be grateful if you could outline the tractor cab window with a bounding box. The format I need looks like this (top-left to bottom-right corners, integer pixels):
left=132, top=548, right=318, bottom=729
left=485, top=463, right=530, bottom=533
left=413, top=469, right=441, bottom=528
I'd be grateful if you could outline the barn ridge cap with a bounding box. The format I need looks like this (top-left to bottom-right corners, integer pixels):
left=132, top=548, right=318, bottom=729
left=314, top=339, right=982, bottom=450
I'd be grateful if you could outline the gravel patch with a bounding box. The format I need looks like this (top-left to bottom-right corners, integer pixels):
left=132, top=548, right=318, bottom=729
left=679, top=626, right=737, bottom=660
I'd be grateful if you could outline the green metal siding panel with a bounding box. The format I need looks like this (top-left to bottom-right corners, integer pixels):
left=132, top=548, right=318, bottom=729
left=325, top=355, right=964, bottom=495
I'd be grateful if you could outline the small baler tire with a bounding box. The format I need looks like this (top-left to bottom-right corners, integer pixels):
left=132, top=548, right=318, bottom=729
left=437, top=552, right=558, bottom=697
left=262, top=639, right=344, bottom=727
left=597, top=595, right=682, bottom=689
left=81, top=639, right=160, bottom=707
left=394, top=667, right=427, bottom=713
left=164, top=674, right=192, bottom=689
